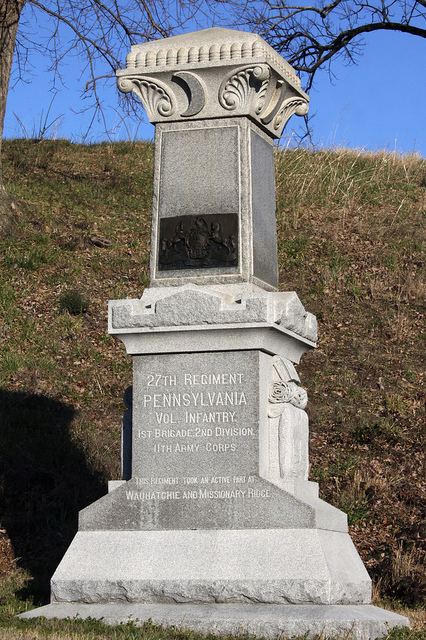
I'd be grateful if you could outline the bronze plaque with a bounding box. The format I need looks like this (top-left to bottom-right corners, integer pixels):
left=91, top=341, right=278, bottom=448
left=158, top=214, right=238, bottom=271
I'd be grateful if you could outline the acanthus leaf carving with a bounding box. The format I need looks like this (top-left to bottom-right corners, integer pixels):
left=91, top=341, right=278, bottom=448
left=272, top=96, right=309, bottom=133
left=117, top=76, right=176, bottom=121
left=218, top=64, right=270, bottom=112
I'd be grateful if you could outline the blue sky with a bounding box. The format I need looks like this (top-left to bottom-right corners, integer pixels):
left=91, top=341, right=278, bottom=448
left=4, top=19, right=426, bottom=156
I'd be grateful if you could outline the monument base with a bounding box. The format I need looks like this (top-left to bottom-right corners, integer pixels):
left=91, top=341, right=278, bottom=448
left=19, top=603, right=410, bottom=639
left=48, top=529, right=371, bottom=606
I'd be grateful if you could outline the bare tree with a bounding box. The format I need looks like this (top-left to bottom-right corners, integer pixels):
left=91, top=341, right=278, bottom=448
left=1, top=1, right=25, bottom=234
left=0, top=0, right=200, bottom=235
left=214, top=0, right=425, bottom=139
left=216, top=0, right=426, bottom=89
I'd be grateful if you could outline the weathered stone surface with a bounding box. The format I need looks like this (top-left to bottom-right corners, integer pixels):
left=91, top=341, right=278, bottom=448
left=49, top=529, right=371, bottom=605
left=117, top=32, right=307, bottom=290
left=157, top=126, right=239, bottom=218
left=112, top=326, right=315, bottom=371
left=251, top=130, right=278, bottom=287
left=79, top=350, right=345, bottom=533
left=19, top=603, right=410, bottom=640
left=79, top=476, right=346, bottom=532
left=109, top=284, right=318, bottom=343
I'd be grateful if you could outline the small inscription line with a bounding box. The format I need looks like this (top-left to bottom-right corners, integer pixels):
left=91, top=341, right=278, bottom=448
left=125, top=487, right=270, bottom=501
left=138, top=426, right=254, bottom=439
left=142, top=391, right=247, bottom=408
left=146, top=373, right=245, bottom=387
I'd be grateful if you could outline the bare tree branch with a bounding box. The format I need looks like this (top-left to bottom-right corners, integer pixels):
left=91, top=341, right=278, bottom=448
left=212, top=0, right=425, bottom=139
left=213, top=0, right=426, bottom=83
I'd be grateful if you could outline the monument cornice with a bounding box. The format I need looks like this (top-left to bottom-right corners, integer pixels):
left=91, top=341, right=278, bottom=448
left=116, top=27, right=309, bottom=139
left=108, top=285, right=317, bottom=344
left=108, top=285, right=317, bottom=362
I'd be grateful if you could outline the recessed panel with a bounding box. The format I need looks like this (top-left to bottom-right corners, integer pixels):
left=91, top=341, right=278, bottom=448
left=159, top=126, right=240, bottom=218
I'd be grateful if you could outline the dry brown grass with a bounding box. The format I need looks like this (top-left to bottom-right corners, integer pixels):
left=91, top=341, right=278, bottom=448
left=404, top=609, right=426, bottom=632
left=274, top=146, right=425, bottom=606
left=275, top=147, right=426, bottom=228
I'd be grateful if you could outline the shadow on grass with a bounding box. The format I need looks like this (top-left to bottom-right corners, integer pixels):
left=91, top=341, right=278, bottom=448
left=0, top=389, right=106, bottom=605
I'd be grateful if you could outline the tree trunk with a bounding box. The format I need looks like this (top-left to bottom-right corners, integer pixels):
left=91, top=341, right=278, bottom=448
left=0, top=0, right=25, bottom=236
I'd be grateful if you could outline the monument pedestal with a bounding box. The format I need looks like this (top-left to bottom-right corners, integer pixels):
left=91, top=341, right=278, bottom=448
left=20, top=285, right=409, bottom=636
left=48, top=285, right=373, bottom=607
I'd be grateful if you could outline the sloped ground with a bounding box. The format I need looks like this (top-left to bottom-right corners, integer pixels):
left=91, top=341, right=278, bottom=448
left=274, top=148, right=425, bottom=605
left=0, top=141, right=424, bottom=623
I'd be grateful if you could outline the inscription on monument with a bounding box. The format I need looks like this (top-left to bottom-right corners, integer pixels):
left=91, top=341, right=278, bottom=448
left=158, top=214, right=238, bottom=270
left=132, top=351, right=266, bottom=506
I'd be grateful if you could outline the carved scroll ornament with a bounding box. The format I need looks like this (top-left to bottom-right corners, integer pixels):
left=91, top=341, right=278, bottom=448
left=267, top=355, right=308, bottom=415
left=218, top=65, right=309, bottom=135
left=272, top=97, right=309, bottom=134
left=267, top=356, right=309, bottom=482
left=117, top=76, right=176, bottom=121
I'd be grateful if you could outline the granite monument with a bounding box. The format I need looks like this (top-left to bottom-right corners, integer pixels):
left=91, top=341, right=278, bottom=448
left=20, top=27, right=409, bottom=639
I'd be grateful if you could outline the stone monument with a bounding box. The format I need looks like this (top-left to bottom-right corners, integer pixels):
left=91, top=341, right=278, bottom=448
left=20, top=28, right=409, bottom=638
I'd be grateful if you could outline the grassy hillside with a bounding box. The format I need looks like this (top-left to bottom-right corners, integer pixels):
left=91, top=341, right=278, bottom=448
left=0, top=139, right=424, bottom=637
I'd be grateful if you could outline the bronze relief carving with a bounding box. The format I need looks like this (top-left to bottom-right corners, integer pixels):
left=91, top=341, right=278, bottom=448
left=158, top=214, right=238, bottom=271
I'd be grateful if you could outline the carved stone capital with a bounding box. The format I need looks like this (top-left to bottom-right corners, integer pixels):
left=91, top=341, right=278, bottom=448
left=117, top=27, right=309, bottom=139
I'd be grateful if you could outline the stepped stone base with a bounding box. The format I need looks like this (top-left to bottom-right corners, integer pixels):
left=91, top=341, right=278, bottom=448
left=47, top=529, right=371, bottom=605
left=19, top=603, right=409, bottom=639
